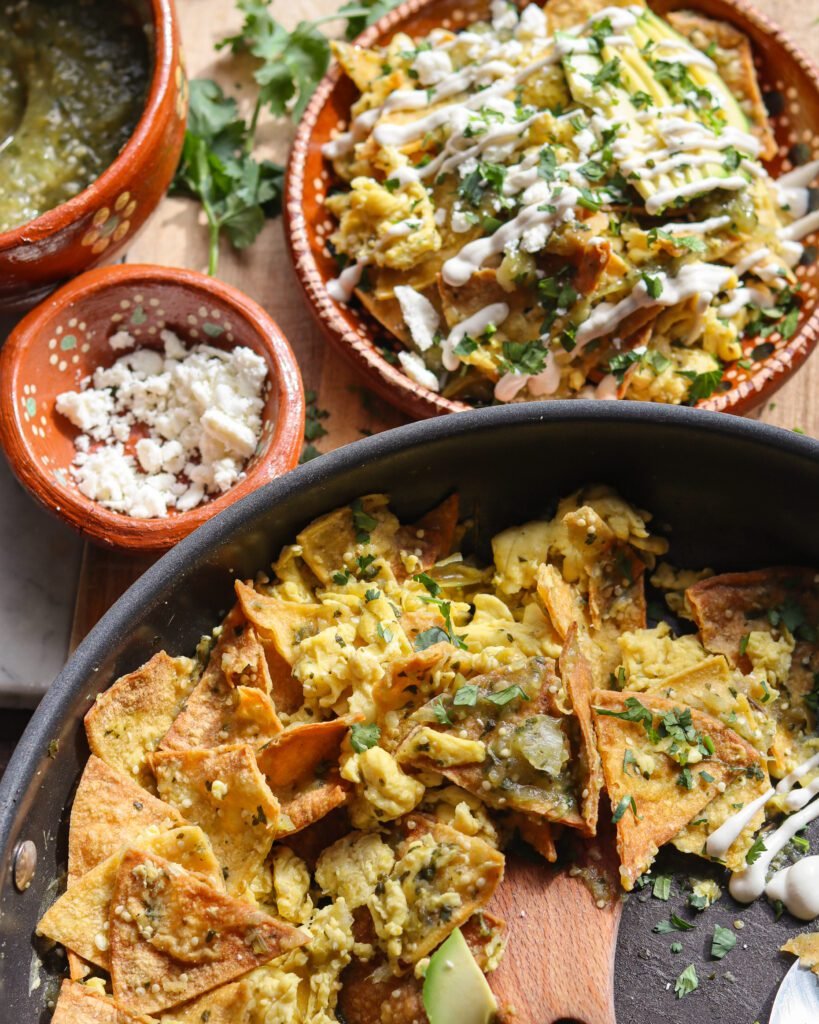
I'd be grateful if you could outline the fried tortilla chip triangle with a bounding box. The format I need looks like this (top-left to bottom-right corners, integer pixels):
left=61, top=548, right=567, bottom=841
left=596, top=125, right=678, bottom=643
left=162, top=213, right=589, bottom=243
left=257, top=719, right=350, bottom=834
left=51, top=979, right=152, bottom=1024
left=160, top=608, right=282, bottom=753
left=396, top=657, right=595, bottom=832
left=109, top=849, right=308, bottom=1015
left=151, top=743, right=280, bottom=896
left=592, top=690, right=762, bottom=889
left=84, top=652, right=197, bottom=789
left=69, top=756, right=184, bottom=883
left=37, top=826, right=224, bottom=972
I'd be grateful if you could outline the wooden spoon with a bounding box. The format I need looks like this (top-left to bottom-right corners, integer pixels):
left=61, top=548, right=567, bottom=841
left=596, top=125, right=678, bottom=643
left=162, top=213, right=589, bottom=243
left=487, top=836, right=622, bottom=1024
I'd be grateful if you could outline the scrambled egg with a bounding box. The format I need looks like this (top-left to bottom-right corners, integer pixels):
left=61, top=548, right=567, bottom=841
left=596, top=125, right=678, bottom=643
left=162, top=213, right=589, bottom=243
left=323, top=1, right=810, bottom=406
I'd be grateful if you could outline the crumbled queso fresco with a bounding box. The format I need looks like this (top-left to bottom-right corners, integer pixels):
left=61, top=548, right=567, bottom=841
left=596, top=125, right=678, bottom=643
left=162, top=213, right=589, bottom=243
left=55, top=330, right=268, bottom=518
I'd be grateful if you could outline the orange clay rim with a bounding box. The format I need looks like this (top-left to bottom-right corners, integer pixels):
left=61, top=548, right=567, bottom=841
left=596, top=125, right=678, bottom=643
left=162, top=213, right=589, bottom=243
left=285, top=0, right=819, bottom=419
left=0, top=264, right=306, bottom=553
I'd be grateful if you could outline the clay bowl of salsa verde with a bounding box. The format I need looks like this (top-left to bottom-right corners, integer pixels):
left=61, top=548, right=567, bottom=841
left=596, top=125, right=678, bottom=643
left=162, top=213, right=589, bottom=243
left=0, top=0, right=187, bottom=314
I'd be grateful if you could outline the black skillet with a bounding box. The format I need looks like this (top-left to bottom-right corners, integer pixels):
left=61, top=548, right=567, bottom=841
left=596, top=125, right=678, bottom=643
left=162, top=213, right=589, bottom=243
left=1, top=402, right=818, bottom=1023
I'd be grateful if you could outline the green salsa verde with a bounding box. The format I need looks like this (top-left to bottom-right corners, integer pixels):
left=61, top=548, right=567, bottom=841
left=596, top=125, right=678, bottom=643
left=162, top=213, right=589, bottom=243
left=0, top=0, right=150, bottom=233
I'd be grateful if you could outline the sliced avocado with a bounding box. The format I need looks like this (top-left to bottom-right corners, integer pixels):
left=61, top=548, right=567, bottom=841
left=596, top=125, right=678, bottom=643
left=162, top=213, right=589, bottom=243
left=636, top=10, right=749, bottom=132
left=422, top=927, right=498, bottom=1024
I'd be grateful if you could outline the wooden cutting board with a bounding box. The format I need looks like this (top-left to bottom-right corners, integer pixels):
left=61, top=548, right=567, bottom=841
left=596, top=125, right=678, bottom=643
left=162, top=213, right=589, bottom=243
left=70, top=0, right=819, bottom=645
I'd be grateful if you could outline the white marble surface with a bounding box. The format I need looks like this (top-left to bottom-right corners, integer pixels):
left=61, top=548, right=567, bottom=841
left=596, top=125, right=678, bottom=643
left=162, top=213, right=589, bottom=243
left=0, top=451, right=82, bottom=707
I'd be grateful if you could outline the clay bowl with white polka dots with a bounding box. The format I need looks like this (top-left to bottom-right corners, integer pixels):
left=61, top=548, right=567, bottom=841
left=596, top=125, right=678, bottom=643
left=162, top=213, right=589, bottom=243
left=0, top=264, right=306, bottom=552
left=0, top=0, right=187, bottom=315
left=285, top=0, right=819, bottom=419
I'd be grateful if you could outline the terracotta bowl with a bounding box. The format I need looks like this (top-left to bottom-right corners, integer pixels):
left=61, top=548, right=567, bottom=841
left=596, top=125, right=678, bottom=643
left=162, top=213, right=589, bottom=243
left=285, top=0, right=819, bottom=419
left=0, top=0, right=187, bottom=315
left=0, top=265, right=306, bottom=552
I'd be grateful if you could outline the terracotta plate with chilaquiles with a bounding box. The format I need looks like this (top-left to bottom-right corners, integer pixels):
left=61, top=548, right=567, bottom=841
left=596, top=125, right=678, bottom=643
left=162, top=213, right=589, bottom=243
left=285, top=0, right=819, bottom=419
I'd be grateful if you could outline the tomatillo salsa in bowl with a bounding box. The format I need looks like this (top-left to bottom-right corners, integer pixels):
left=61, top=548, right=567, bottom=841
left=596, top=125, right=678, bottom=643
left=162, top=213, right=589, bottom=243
left=0, top=0, right=187, bottom=314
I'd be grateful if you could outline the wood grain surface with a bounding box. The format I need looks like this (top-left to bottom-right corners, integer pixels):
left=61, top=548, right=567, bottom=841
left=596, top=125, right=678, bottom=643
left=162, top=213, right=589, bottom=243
left=70, top=0, right=819, bottom=640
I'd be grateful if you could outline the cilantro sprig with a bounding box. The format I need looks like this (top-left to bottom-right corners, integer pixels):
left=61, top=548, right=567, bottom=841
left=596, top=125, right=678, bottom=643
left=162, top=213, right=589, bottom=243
left=171, top=80, right=284, bottom=275
left=172, top=0, right=401, bottom=273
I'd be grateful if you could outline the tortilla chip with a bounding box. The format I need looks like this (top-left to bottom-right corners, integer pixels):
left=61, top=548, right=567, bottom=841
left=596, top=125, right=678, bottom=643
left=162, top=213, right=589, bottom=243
left=686, top=567, right=818, bottom=665
left=672, top=760, right=770, bottom=871
left=295, top=495, right=401, bottom=587
left=338, top=910, right=505, bottom=1024
left=262, top=641, right=305, bottom=715
left=37, top=826, right=224, bottom=972
left=388, top=817, right=505, bottom=965
left=84, top=653, right=197, bottom=789
left=235, top=580, right=334, bottom=666
left=686, top=568, right=819, bottom=776
left=782, top=932, right=819, bottom=974
left=109, top=849, right=308, bottom=1015
left=536, top=563, right=586, bottom=640
left=257, top=719, right=351, bottom=834
left=51, top=980, right=152, bottom=1024
left=667, top=10, right=776, bottom=160
left=372, top=642, right=450, bottom=718
left=159, top=607, right=279, bottom=753
left=560, top=625, right=603, bottom=834
left=592, top=689, right=763, bottom=889
left=394, top=494, right=460, bottom=579
left=515, top=815, right=558, bottom=863
left=396, top=658, right=589, bottom=831
left=69, top=757, right=184, bottom=884
left=546, top=0, right=640, bottom=32
left=151, top=744, right=280, bottom=895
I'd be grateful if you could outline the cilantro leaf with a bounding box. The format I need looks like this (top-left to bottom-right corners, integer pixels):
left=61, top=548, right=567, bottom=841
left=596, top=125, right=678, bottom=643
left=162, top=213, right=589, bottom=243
left=711, top=924, right=736, bottom=960
left=414, top=573, right=441, bottom=598
left=680, top=367, right=723, bottom=403
left=339, top=0, right=401, bottom=40
left=432, top=697, right=453, bottom=726
left=414, top=627, right=451, bottom=651
left=453, top=684, right=480, bottom=707
left=653, top=875, right=672, bottom=901
left=745, top=835, right=767, bottom=865
left=596, top=697, right=660, bottom=744
left=654, top=914, right=696, bottom=933
left=485, top=684, right=530, bottom=707
left=350, top=722, right=381, bottom=752
left=674, top=964, right=699, bottom=999
left=612, top=794, right=638, bottom=823
left=171, top=79, right=284, bottom=275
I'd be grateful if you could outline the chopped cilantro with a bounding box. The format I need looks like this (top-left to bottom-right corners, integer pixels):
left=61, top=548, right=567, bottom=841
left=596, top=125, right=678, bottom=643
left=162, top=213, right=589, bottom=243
left=414, top=627, right=451, bottom=651
left=350, top=722, right=381, bottom=753
left=414, top=572, right=441, bottom=598
left=674, top=964, right=699, bottom=999
left=589, top=57, right=622, bottom=89
left=655, top=914, right=695, bottom=933
left=351, top=498, right=378, bottom=543
left=739, top=632, right=750, bottom=656
left=680, top=367, right=723, bottom=403
left=596, top=696, right=660, bottom=744
left=453, top=683, right=480, bottom=707
left=745, top=836, right=767, bottom=865
left=632, top=90, right=654, bottom=110
left=432, top=698, right=453, bottom=726
left=642, top=273, right=664, bottom=299
left=612, top=794, right=638, bottom=824
left=485, top=684, right=530, bottom=707
left=653, top=875, right=672, bottom=901
left=501, top=340, right=548, bottom=375
left=711, top=924, right=736, bottom=960
left=376, top=622, right=393, bottom=643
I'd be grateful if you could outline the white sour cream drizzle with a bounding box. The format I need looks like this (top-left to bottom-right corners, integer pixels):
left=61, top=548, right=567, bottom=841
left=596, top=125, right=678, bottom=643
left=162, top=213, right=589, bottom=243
left=327, top=261, right=366, bottom=302
left=707, top=750, right=819, bottom=911
left=779, top=209, right=819, bottom=242
left=575, top=262, right=734, bottom=347
left=645, top=175, right=748, bottom=215
left=664, top=215, right=730, bottom=235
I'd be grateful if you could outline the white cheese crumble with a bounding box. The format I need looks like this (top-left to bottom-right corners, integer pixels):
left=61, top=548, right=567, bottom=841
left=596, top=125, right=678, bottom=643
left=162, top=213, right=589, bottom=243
left=394, top=285, right=440, bottom=352
left=55, top=330, right=268, bottom=518
left=397, top=351, right=440, bottom=392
